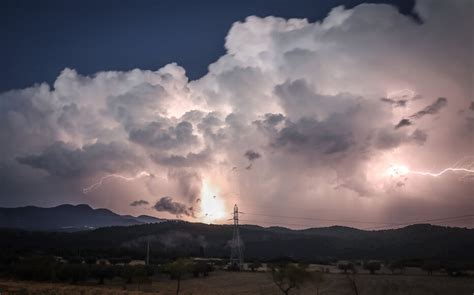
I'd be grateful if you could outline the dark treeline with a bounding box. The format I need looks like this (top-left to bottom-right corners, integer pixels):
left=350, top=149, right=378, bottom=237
left=1, top=221, right=473, bottom=293
left=0, top=254, right=216, bottom=288
left=0, top=253, right=472, bottom=295
left=1, top=221, right=473, bottom=262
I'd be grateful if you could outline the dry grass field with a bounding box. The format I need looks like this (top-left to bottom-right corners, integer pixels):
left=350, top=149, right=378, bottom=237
left=1, top=271, right=473, bottom=295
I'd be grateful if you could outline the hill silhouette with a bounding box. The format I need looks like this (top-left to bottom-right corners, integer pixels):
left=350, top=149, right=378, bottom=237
left=0, top=218, right=472, bottom=262
left=0, top=204, right=163, bottom=231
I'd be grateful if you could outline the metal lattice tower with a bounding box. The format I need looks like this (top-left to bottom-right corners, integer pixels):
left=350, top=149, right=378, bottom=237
left=230, top=204, right=243, bottom=270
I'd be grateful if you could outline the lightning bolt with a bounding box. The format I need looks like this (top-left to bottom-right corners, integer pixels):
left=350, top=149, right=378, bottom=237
left=386, top=163, right=474, bottom=179
left=83, top=171, right=152, bottom=194
left=409, top=167, right=474, bottom=177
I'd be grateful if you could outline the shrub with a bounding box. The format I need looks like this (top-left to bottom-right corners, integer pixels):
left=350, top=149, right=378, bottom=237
left=57, top=264, right=89, bottom=283
left=12, top=256, right=59, bottom=281
left=165, top=258, right=193, bottom=295
left=249, top=261, right=263, bottom=272
left=389, top=260, right=405, bottom=274
left=89, top=264, right=115, bottom=284
left=192, top=261, right=213, bottom=277
left=363, top=261, right=381, bottom=274
left=421, top=261, right=440, bottom=275
left=338, top=262, right=355, bottom=274
left=270, top=263, right=311, bottom=295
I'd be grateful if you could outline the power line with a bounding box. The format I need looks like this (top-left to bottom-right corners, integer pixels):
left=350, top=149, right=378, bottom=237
left=364, top=214, right=474, bottom=230
left=234, top=200, right=473, bottom=228
left=239, top=219, right=325, bottom=228
left=240, top=211, right=403, bottom=226
left=236, top=215, right=474, bottom=230
left=237, top=200, right=343, bottom=214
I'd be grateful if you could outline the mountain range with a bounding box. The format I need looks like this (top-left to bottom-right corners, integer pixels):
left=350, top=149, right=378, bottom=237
left=0, top=204, right=473, bottom=261
left=0, top=204, right=163, bottom=231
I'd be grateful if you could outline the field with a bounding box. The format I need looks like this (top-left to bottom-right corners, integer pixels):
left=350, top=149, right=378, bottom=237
left=1, top=270, right=473, bottom=295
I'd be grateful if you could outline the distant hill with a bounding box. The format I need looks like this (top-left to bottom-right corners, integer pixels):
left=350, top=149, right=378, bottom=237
left=0, top=219, right=472, bottom=262
left=0, top=204, right=164, bottom=231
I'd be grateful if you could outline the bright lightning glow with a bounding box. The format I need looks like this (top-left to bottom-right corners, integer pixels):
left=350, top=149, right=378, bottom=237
left=386, top=89, right=416, bottom=99
left=386, top=164, right=410, bottom=177
left=201, top=180, right=226, bottom=222
left=82, top=171, right=152, bottom=194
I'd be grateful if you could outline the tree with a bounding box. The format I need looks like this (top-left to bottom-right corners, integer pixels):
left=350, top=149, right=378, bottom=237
left=249, top=261, right=262, bottom=272
left=120, top=265, right=137, bottom=285
left=66, top=256, right=83, bottom=264
left=109, top=256, right=132, bottom=265
left=338, top=262, right=355, bottom=274
left=346, top=272, right=359, bottom=295
left=84, top=256, right=97, bottom=265
left=57, top=264, right=89, bottom=283
left=166, top=258, right=192, bottom=295
left=192, top=261, right=213, bottom=277
left=422, top=261, right=440, bottom=276
left=132, top=266, right=150, bottom=291
left=90, top=264, right=115, bottom=284
left=310, top=271, right=325, bottom=295
left=270, top=263, right=311, bottom=295
left=363, top=261, right=381, bottom=274
left=388, top=260, right=405, bottom=274
left=444, top=262, right=466, bottom=277
left=13, top=255, right=59, bottom=282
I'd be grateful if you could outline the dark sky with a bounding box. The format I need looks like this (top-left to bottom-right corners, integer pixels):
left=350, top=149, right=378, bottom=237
left=0, top=0, right=415, bottom=92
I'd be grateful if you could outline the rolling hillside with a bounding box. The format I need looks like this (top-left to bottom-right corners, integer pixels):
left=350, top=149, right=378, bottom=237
left=0, top=204, right=163, bottom=231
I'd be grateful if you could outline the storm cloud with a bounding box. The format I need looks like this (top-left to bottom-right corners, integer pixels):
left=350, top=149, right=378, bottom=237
left=381, top=97, right=408, bottom=108
left=395, top=119, right=413, bottom=129
left=16, top=141, right=143, bottom=177
left=153, top=196, right=193, bottom=217
left=394, top=97, right=448, bottom=129
left=244, top=150, right=261, bottom=161
left=130, top=199, right=149, bottom=207
left=410, top=97, right=448, bottom=119
left=0, top=0, right=472, bottom=227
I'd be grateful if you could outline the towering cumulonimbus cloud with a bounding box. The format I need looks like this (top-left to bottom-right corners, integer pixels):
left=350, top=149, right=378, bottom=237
left=0, top=0, right=473, bottom=226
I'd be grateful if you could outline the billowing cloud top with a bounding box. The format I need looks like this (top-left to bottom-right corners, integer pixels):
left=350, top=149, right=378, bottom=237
left=1, top=0, right=473, bottom=227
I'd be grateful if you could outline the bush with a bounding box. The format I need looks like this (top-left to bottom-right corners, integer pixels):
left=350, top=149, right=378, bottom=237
left=192, top=261, right=214, bottom=277
left=421, top=261, right=440, bottom=275
left=109, top=256, right=132, bottom=265
left=444, top=262, right=466, bottom=277
left=363, top=261, right=381, bottom=274
left=84, top=256, right=97, bottom=265
left=338, top=262, right=355, bottom=274
left=270, top=263, right=311, bottom=295
left=65, top=256, right=83, bottom=264
left=119, top=265, right=136, bottom=284
left=165, top=258, right=193, bottom=295
left=12, top=256, right=59, bottom=281
left=57, top=264, right=89, bottom=283
left=389, top=260, right=405, bottom=274
left=249, top=261, right=263, bottom=272
left=89, top=264, right=115, bottom=284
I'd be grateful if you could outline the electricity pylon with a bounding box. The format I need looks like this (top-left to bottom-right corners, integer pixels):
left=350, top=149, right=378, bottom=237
left=230, top=204, right=243, bottom=270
